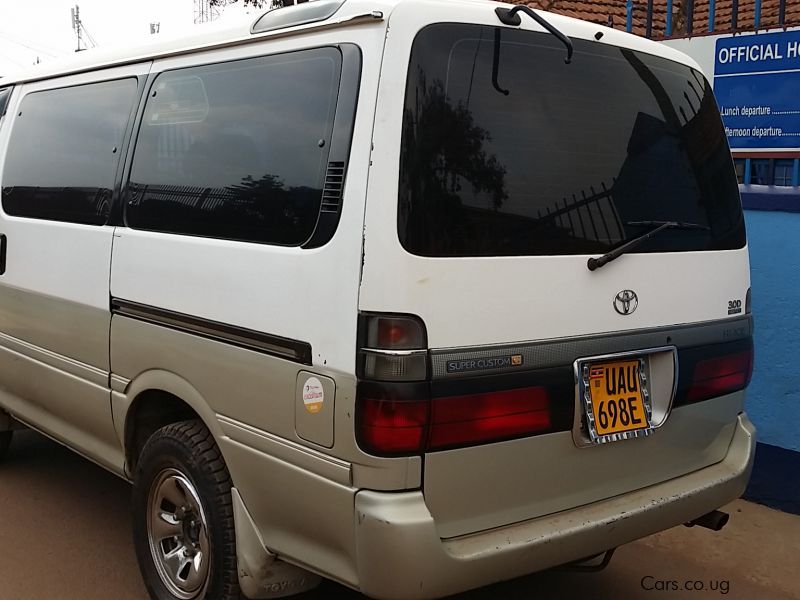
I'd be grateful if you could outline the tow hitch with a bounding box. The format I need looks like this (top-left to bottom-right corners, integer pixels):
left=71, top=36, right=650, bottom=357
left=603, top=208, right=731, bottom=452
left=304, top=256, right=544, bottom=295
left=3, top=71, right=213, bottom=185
left=561, top=548, right=616, bottom=572
left=685, top=510, right=730, bottom=532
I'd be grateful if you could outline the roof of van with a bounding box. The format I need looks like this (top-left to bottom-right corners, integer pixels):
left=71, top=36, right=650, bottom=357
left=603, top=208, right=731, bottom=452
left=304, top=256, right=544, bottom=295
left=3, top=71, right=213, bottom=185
left=0, top=0, right=703, bottom=86
left=0, top=0, right=368, bottom=85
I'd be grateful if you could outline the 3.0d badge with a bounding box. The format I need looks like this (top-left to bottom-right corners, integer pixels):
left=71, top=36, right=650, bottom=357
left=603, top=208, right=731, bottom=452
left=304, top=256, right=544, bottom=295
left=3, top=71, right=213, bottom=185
left=614, top=290, right=638, bottom=315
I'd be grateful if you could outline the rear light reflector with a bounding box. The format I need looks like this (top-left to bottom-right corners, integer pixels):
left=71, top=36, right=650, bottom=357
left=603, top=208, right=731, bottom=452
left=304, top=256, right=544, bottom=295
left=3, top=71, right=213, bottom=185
left=429, top=387, right=551, bottom=450
left=687, top=348, right=753, bottom=403
left=357, top=398, right=428, bottom=455
left=356, top=384, right=554, bottom=455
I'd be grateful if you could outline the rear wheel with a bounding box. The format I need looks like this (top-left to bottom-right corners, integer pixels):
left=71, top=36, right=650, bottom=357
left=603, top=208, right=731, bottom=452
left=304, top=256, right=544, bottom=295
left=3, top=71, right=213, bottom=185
left=132, top=420, right=240, bottom=600
left=0, top=430, right=12, bottom=463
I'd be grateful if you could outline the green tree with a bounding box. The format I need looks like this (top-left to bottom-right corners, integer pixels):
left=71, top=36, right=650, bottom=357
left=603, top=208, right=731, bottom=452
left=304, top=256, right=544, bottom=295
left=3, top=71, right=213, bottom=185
left=399, top=72, right=508, bottom=255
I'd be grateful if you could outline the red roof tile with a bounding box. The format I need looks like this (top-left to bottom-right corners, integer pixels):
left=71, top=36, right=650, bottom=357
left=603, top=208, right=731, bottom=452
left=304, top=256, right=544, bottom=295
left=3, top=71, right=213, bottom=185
left=510, top=0, right=800, bottom=38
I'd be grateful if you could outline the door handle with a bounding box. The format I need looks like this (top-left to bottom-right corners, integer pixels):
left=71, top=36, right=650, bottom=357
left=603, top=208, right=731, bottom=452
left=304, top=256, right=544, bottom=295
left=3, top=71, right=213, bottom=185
left=0, top=234, right=7, bottom=275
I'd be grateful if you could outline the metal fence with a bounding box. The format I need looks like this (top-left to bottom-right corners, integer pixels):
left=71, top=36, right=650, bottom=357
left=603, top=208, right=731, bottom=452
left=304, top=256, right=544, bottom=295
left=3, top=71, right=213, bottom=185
left=625, top=0, right=794, bottom=39
left=534, top=181, right=625, bottom=244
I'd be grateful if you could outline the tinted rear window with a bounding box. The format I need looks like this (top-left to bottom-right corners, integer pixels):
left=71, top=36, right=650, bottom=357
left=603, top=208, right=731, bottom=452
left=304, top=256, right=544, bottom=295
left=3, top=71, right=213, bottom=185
left=398, top=24, right=745, bottom=257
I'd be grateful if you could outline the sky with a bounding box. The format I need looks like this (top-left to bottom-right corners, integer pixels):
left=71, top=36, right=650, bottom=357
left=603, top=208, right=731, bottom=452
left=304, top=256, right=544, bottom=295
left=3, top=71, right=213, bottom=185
left=0, top=0, right=260, bottom=76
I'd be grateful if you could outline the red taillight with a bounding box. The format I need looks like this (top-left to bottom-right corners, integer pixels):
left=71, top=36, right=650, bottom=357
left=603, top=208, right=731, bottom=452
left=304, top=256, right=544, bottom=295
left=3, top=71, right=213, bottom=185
left=378, top=321, right=410, bottom=347
left=358, top=398, right=428, bottom=454
left=429, top=387, right=551, bottom=450
left=356, top=385, right=553, bottom=455
left=688, top=348, right=754, bottom=403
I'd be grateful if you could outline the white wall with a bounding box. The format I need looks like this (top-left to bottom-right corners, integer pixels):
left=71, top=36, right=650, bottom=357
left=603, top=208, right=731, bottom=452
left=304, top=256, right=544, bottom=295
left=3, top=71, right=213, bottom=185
left=661, top=35, right=718, bottom=78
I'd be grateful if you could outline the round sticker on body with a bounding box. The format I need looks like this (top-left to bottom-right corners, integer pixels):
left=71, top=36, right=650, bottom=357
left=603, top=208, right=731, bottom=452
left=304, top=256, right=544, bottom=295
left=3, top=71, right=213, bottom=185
left=303, top=377, right=325, bottom=414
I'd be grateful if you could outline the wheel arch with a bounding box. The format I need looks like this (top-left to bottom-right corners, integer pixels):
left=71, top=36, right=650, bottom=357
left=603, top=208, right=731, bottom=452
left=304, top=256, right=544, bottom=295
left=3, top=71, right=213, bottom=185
left=115, top=369, right=225, bottom=477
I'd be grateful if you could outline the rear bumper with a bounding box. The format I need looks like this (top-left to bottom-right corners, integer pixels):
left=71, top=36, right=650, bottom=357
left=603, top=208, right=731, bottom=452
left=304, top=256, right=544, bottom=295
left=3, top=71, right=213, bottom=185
left=353, top=413, right=756, bottom=600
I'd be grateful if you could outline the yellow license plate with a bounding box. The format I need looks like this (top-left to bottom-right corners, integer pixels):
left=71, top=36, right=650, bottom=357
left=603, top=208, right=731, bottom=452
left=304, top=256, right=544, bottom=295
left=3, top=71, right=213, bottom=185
left=587, top=359, right=651, bottom=437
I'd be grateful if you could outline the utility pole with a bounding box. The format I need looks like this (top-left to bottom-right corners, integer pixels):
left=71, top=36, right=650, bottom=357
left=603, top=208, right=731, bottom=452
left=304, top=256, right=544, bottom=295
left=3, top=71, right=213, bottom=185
left=70, top=5, right=82, bottom=52
left=70, top=5, right=97, bottom=51
left=194, top=0, right=218, bottom=24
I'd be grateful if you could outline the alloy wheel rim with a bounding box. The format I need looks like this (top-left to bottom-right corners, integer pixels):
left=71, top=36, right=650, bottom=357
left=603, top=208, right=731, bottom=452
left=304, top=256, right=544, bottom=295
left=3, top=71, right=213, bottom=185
left=146, top=468, right=211, bottom=599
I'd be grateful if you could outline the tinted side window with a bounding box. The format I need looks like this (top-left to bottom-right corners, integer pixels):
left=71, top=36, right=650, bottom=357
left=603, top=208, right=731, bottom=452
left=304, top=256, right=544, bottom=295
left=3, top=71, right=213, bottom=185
left=2, top=79, right=137, bottom=225
left=126, top=47, right=341, bottom=245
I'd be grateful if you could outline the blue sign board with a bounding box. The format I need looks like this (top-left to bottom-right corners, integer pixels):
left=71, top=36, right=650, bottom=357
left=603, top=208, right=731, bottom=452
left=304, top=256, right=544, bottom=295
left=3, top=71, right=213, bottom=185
left=714, top=31, right=800, bottom=149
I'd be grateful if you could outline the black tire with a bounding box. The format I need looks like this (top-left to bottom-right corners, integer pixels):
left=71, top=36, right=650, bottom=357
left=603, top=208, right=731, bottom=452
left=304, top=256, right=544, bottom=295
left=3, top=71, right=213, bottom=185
left=0, top=430, right=11, bottom=463
left=132, top=419, right=240, bottom=600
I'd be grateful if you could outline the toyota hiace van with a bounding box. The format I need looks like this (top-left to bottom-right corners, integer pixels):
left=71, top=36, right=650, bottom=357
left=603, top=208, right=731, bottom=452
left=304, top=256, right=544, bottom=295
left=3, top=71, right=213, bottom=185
left=0, top=1, right=754, bottom=598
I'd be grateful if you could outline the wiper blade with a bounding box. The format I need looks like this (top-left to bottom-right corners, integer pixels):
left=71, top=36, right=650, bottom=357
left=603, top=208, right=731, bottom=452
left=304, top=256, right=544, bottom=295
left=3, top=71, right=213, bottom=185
left=495, top=6, right=574, bottom=64
left=625, top=220, right=710, bottom=230
left=587, top=221, right=710, bottom=272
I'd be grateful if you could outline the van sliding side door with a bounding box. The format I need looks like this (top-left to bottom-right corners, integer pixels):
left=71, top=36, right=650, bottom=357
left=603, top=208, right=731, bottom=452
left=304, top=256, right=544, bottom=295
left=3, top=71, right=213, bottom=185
left=0, top=62, right=150, bottom=473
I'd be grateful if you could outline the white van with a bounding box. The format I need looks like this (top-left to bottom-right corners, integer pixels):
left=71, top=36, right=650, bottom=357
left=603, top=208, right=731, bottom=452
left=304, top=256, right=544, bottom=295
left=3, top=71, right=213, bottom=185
left=0, top=1, right=755, bottom=599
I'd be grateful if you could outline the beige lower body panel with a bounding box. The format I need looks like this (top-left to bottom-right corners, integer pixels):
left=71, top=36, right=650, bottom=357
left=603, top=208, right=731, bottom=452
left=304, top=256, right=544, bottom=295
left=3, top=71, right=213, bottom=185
left=0, top=344, right=123, bottom=475
left=352, top=414, right=755, bottom=600
left=0, top=286, right=120, bottom=472
left=0, top=284, right=110, bottom=371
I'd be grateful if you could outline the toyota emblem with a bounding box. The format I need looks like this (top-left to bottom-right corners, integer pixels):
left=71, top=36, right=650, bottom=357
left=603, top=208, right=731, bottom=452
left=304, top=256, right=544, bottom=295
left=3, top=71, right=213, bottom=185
left=614, top=290, right=638, bottom=315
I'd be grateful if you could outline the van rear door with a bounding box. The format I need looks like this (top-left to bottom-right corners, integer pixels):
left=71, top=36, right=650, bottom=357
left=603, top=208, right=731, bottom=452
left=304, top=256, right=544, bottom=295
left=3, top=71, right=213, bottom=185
left=359, top=2, right=751, bottom=538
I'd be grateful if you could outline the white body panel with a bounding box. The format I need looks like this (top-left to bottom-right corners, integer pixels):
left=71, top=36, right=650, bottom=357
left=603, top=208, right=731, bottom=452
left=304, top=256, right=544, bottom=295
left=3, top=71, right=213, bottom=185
left=1, top=219, right=114, bottom=318
left=360, top=250, right=750, bottom=347
left=0, top=62, right=149, bottom=320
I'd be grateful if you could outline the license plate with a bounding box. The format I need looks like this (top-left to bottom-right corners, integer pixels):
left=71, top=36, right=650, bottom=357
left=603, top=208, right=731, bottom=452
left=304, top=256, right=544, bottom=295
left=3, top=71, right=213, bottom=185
left=581, top=358, right=653, bottom=443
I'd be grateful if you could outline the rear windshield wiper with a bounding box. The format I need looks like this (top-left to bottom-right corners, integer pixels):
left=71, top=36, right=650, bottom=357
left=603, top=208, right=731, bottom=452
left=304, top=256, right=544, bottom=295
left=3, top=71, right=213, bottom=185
left=495, top=6, right=574, bottom=64
left=587, top=221, right=710, bottom=271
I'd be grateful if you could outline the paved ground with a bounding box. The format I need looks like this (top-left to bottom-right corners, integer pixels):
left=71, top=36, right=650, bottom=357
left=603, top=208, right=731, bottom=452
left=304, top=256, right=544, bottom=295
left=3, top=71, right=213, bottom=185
left=1, top=430, right=798, bottom=600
